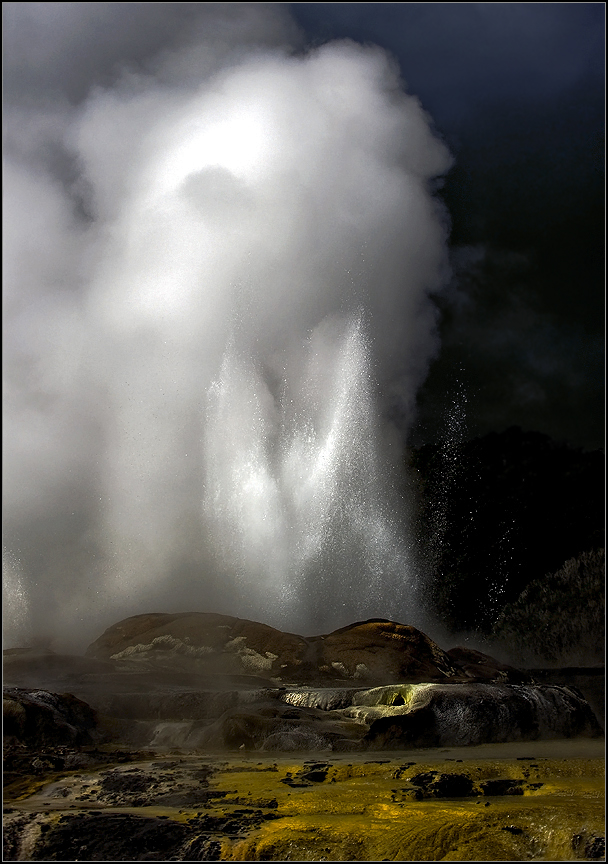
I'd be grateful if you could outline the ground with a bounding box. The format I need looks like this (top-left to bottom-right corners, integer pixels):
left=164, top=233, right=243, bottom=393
left=4, top=740, right=605, bottom=861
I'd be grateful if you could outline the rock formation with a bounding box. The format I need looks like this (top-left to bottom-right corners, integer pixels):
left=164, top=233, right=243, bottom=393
left=84, top=612, right=533, bottom=686
left=4, top=613, right=603, bottom=755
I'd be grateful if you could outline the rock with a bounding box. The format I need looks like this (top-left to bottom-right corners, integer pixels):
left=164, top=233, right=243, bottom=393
left=446, top=646, right=531, bottom=683
left=401, top=770, right=533, bottom=800
left=85, top=612, right=308, bottom=681
left=572, top=832, right=606, bottom=860
left=3, top=688, right=99, bottom=749
left=198, top=700, right=366, bottom=752
left=479, top=778, right=525, bottom=796
left=4, top=615, right=603, bottom=756
left=409, top=770, right=476, bottom=798
left=527, top=667, right=605, bottom=728
left=362, top=682, right=603, bottom=749
left=312, top=619, right=460, bottom=683
left=84, top=613, right=463, bottom=685
left=3, top=753, right=604, bottom=863
left=30, top=813, right=190, bottom=862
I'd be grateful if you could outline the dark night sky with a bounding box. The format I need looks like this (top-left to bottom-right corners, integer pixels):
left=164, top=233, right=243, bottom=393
left=292, top=2, right=605, bottom=450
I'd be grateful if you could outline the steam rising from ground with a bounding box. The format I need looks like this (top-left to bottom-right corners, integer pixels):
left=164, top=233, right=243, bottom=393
left=3, top=5, right=451, bottom=649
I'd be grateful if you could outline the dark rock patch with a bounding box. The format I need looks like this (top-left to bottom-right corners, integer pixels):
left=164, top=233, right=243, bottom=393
left=480, top=778, right=525, bottom=796
left=3, top=813, right=34, bottom=861
left=572, top=833, right=606, bottom=860
left=100, top=768, right=151, bottom=795
left=3, top=744, right=155, bottom=801
left=181, top=837, right=222, bottom=861
left=446, top=646, right=531, bottom=683
left=31, top=812, right=190, bottom=861
left=187, top=809, right=280, bottom=835
left=393, top=770, right=535, bottom=801
left=364, top=706, right=439, bottom=749
left=3, top=688, right=99, bottom=749
left=300, top=768, right=329, bottom=782
left=409, top=771, right=476, bottom=798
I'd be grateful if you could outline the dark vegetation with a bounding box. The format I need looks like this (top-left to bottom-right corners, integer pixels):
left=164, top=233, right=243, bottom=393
left=409, top=426, right=604, bottom=649
left=492, top=548, right=605, bottom=666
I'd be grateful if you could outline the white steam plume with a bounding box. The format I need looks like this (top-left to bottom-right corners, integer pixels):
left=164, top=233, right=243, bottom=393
left=3, top=4, right=451, bottom=649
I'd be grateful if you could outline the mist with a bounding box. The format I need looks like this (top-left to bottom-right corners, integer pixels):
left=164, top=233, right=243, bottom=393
left=3, top=3, right=452, bottom=651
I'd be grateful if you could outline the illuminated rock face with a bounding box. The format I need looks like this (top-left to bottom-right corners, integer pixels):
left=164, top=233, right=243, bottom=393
left=357, top=682, right=603, bottom=749
left=191, top=682, right=602, bottom=753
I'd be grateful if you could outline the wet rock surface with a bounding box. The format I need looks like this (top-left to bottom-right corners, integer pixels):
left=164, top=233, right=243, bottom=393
left=360, top=682, right=602, bottom=750
left=31, top=813, right=190, bottom=862
left=572, top=832, right=606, bottom=860
left=3, top=745, right=605, bottom=861
left=445, top=646, right=532, bottom=683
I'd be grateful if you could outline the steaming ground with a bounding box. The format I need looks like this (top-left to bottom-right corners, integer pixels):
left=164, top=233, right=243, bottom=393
left=3, top=4, right=451, bottom=651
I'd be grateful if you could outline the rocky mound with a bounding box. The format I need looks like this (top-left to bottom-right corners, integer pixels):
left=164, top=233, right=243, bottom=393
left=312, top=619, right=460, bottom=682
left=84, top=612, right=308, bottom=680
left=358, top=682, right=602, bottom=749
left=84, top=613, right=525, bottom=686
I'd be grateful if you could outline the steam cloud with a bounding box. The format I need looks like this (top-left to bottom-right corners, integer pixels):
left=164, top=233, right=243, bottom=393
left=3, top=4, right=451, bottom=650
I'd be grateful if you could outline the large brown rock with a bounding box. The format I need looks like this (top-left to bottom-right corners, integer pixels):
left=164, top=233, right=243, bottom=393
left=85, top=612, right=308, bottom=681
left=85, top=614, right=463, bottom=685
left=314, top=619, right=459, bottom=683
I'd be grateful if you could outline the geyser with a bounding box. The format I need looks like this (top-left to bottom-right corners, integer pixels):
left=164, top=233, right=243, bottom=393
left=204, top=313, right=407, bottom=629
left=3, top=8, right=452, bottom=649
